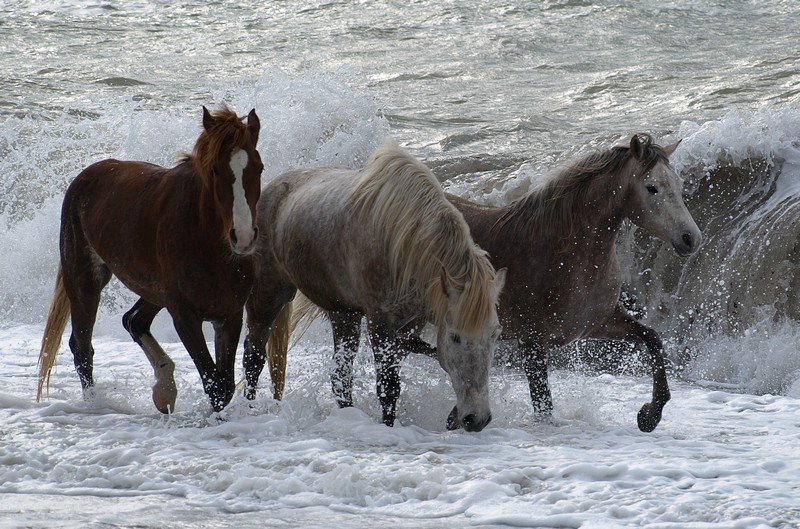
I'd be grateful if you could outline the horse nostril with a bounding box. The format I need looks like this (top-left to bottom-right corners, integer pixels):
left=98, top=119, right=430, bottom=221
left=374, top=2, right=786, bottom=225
left=229, top=229, right=238, bottom=244
left=252, top=227, right=258, bottom=240
left=682, top=233, right=692, bottom=247
left=462, top=414, right=476, bottom=430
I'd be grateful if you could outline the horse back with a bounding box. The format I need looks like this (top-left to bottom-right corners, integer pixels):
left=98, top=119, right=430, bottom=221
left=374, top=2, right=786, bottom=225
left=256, top=168, right=394, bottom=314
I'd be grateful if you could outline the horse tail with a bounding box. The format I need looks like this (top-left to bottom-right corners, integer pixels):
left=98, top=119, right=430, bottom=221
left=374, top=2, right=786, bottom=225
left=264, top=294, right=327, bottom=401
left=288, top=293, right=326, bottom=348
left=37, top=265, right=71, bottom=401
left=266, top=302, right=292, bottom=400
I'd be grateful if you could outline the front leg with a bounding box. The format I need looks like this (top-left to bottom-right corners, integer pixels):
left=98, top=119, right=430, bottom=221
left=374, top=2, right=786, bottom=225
left=397, top=333, right=437, bottom=359
left=170, top=308, right=228, bottom=412
left=212, top=311, right=244, bottom=410
left=243, top=284, right=296, bottom=400
left=122, top=298, right=176, bottom=413
left=520, top=342, right=553, bottom=417
left=594, top=306, right=670, bottom=432
left=329, top=311, right=362, bottom=408
left=367, top=319, right=403, bottom=427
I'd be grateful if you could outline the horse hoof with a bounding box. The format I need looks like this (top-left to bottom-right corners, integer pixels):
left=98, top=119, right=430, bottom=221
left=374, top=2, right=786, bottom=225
left=446, top=405, right=461, bottom=431
left=637, top=403, right=662, bottom=432
left=531, top=398, right=553, bottom=417
left=152, top=384, right=177, bottom=414
left=81, top=386, right=98, bottom=403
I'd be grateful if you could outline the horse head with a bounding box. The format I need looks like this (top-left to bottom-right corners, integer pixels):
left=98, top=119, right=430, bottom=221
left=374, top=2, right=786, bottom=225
left=623, top=134, right=701, bottom=257
left=199, top=106, right=263, bottom=256
left=436, top=267, right=506, bottom=433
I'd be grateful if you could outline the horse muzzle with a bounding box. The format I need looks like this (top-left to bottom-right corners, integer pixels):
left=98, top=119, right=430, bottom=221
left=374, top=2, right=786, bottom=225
left=672, top=229, right=701, bottom=257
left=446, top=405, right=492, bottom=432
left=229, top=227, right=258, bottom=255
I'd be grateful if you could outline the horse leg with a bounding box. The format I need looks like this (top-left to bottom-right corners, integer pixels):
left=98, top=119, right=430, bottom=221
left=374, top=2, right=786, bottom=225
left=62, top=245, right=111, bottom=399
left=242, top=317, right=269, bottom=401
left=329, top=311, right=361, bottom=408
left=66, top=287, right=107, bottom=398
left=594, top=307, right=670, bottom=432
left=122, top=298, right=176, bottom=413
left=169, top=308, right=226, bottom=411
left=243, top=287, right=295, bottom=400
left=212, top=312, right=243, bottom=410
left=367, top=320, right=403, bottom=427
left=397, top=333, right=437, bottom=359
left=520, top=342, right=554, bottom=417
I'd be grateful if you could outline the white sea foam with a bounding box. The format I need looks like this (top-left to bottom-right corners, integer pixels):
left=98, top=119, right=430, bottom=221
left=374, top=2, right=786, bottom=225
left=1, top=325, right=798, bottom=528
left=0, top=69, right=388, bottom=337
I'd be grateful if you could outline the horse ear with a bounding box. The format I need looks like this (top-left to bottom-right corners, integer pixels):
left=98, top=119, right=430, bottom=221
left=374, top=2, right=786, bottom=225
left=492, top=268, right=507, bottom=300
left=247, top=109, right=260, bottom=145
left=662, top=138, right=682, bottom=156
left=202, top=106, right=214, bottom=130
left=630, top=134, right=643, bottom=160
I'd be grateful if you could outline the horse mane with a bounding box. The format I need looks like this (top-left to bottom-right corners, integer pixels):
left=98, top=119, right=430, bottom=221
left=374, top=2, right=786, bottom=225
left=182, top=106, right=253, bottom=188
left=497, top=133, right=668, bottom=243
left=350, top=140, right=497, bottom=334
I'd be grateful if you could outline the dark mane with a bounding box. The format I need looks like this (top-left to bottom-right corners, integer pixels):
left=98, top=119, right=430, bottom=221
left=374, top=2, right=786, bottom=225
left=496, top=133, right=668, bottom=243
left=182, top=106, right=254, bottom=188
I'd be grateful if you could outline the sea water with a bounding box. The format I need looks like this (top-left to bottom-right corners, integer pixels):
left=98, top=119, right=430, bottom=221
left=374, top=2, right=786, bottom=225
left=1, top=1, right=799, bottom=527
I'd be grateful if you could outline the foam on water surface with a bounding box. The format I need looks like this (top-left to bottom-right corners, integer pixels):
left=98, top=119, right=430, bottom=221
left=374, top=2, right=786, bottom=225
left=1, top=2, right=800, bottom=524
left=1, top=327, right=798, bottom=528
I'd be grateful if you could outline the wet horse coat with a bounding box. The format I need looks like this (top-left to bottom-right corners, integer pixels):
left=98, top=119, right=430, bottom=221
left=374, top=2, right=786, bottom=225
left=449, top=134, right=701, bottom=431
left=37, top=106, right=263, bottom=413
left=244, top=141, right=504, bottom=431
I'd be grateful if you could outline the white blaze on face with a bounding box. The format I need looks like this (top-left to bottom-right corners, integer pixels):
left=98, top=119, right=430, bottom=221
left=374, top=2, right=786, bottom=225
left=229, top=149, right=255, bottom=252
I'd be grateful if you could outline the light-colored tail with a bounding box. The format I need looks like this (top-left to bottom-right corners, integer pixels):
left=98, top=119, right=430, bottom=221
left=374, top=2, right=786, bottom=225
left=264, top=294, right=326, bottom=400
left=37, top=266, right=71, bottom=401
left=288, top=293, right=325, bottom=350
left=265, top=303, right=291, bottom=400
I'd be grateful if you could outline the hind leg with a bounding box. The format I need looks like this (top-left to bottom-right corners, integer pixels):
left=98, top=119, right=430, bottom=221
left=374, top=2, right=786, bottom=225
left=593, top=306, right=670, bottom=432
left=329, top=311, right=361, bottom=408
left=168, top=305, right=229, bottom=411
left=67, top=293, right=105, bottom=398
left=367, top=319, right=403, bottom=427
left=62, top=252, right=111, bottom=399
left=122, top=298, right=176, bottom=413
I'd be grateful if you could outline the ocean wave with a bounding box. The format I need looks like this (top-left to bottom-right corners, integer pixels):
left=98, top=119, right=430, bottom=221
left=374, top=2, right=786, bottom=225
left=0, top=68, right=389, bottom=334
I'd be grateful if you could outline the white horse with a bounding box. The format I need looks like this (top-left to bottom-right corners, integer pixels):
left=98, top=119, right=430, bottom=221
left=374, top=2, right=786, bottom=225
left=243, top=141, right=505, bottom=431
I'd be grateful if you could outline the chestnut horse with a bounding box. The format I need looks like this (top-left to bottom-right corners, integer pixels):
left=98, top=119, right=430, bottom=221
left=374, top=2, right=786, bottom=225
left=243, top=141, right=505, bottom=431
left=36, top=106, right=263, bottom=413
left=281, top=134, right=700, bottom=432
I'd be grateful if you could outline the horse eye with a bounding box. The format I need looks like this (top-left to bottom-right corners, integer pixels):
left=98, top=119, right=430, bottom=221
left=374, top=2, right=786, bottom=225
left=646, top=185, right=658, bottom=195
left=450, top=333, right=461, bottom=344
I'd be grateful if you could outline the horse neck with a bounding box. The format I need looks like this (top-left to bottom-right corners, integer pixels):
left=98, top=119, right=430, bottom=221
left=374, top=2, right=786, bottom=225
left=502, top=169, right=630, bottom=255
left=180, top=160, right=224, bottom=233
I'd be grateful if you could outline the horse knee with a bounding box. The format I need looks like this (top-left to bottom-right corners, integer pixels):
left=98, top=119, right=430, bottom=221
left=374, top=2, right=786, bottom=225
left=122, top=306, right=150, bottom=341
